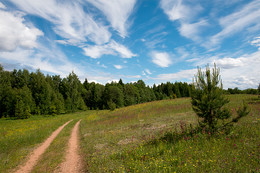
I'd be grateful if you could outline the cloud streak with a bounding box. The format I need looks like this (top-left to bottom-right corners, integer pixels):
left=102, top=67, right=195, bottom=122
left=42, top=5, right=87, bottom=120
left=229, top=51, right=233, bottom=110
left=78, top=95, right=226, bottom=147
left=10, top=0, right=111, bottom=45
left=209, top=1, right=260, bottom=47
left=83, top=40, right=137, bottom=59
left=86, top=0, right=136, bottom=38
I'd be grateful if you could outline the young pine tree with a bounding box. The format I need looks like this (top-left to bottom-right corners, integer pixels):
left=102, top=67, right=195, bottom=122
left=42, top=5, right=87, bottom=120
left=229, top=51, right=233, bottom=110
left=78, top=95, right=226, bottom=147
left=191, top=64, right=231, bottom=131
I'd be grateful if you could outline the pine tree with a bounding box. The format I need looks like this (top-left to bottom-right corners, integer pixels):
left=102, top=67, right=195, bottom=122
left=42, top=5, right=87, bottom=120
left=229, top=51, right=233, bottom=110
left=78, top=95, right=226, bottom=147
left=191, top=64, right=231, bottom=131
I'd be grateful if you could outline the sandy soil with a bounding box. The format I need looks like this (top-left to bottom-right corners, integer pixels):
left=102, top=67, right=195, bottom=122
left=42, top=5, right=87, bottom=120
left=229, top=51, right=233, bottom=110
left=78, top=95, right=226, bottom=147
left=15, top=120, right=73, bottom=173
left=57, top=120, right=83, bottom=173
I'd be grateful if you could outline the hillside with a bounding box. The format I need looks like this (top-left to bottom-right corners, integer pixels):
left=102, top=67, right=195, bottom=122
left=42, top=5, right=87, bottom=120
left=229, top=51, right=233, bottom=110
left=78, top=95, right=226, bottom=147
left=0, top=95, right=259, bottom=172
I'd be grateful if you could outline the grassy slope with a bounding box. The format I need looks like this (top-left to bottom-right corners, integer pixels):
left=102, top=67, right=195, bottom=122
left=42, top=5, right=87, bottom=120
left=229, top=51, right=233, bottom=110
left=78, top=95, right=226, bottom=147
left=0, top=95, right=259, bottom=172
left=79, top=95, right=259, bottom=172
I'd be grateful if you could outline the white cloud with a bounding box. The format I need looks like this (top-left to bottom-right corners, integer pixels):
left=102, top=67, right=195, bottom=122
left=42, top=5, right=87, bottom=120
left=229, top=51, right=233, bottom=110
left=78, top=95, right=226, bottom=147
left=101, top=64, right=107, bottom=68
left=251, top=36, right=260, bottom=49
left=0, top=40, right=120, bottom=85
left=109, top=40, right=137, bottom=58
left=0, top=10, right=43, bottom=51
left=142, top=69, right=152, bottom=76
left=160, top=0, right=206, bottom=41
left=174, top=46, right=190, bottom=59
left=86, top=0, right=136, bottom=38
left=214, top=57, right=244, bottom=69
left=114, top=65, right=123, bottom=69
left=145, top=69, right=152, bottom=75
left=0, top=2, right=6, bottom=9
left=151, top=51, right=172, bottom=68
left=178, top=19, right=208, bottom=41
left=10, top=0, right=111, bottom=45
left=155, top=49, right=260, bottom=89
left=209, top=1, right=260, bottom=46
left=160, top=0, right=202, bottom=22
left=215, top=51, right=260, bottom=89
left=0, top=46, right=80, bottom=77
left=123, top=75, right=141, bottom=79
left=156, top=68, right=197, bottom=81
left=83, top=44, right=115, bottom=59
left=83, top=40, right=136, bottom=59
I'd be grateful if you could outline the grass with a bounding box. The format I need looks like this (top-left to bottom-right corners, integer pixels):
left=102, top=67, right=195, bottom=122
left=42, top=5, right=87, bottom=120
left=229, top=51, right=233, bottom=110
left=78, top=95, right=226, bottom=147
left=0, top=94, right=259, bottom=172
left=0, top=111, right=94, bottom=173
left=79, top=95, right=260, bottom=172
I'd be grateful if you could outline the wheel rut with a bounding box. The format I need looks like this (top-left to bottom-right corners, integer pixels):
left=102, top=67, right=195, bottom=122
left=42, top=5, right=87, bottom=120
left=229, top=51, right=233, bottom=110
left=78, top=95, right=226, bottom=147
left=56, top=120, right=83, bottom=173
left=15, top=120, right=73, bottom=173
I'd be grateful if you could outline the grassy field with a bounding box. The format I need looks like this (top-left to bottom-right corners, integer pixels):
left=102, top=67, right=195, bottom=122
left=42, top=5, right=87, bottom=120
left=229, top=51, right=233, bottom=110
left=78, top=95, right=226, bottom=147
left=79, top=94, right=260, bottom=172
left=0, top=94, right=259, bottom=172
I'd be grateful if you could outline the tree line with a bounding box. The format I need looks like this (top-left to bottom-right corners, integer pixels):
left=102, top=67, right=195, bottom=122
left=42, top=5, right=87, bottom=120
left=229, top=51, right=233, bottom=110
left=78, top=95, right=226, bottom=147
left=0, top=65, right=192, bottom=119
left=0, top=65, right=258, bottom=119
left=225, top=87, right=259, bottom=95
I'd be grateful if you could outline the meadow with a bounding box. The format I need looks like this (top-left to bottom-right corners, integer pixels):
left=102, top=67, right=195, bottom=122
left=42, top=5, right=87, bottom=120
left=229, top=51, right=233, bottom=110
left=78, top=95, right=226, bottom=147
left=0, top=94, right=259, bottom=172
left=79, top=94, right=259, bottom=172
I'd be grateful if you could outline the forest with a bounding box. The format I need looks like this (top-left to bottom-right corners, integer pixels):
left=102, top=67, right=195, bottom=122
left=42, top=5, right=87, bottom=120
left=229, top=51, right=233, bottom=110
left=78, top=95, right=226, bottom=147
left=0, top=64, right=258, bottom=119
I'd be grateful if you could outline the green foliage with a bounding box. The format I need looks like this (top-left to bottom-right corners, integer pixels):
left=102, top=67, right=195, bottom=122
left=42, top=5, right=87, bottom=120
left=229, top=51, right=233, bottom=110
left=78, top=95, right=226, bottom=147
left=124, top=84, right=139, bottom=106
left=104, top=85, right=124, bottom=108
left=107, top=99, right=116, bottom=111
left=191, top=64, right=231, bottom=131
left=233, top=102, right=250, bottom=122
left=49, top=105, right=57, bottom=116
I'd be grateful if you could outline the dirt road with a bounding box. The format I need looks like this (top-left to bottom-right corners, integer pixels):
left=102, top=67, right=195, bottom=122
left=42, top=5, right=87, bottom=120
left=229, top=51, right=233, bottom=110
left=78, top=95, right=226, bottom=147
left=15, top=120, right=73, bottom=173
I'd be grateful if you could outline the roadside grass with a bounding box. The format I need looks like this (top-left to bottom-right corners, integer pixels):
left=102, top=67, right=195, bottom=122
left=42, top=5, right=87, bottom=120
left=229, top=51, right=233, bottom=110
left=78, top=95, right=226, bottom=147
left=0, top=111, right=93, bottom=173
left=79, top=95, right=259, bottom=172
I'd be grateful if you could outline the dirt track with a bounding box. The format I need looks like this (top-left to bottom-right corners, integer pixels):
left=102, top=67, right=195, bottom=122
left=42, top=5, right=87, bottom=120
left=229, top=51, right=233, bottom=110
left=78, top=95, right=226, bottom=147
left=57, top=120, right=82, bottom=173
left=15, top=120, right=73, bottom=173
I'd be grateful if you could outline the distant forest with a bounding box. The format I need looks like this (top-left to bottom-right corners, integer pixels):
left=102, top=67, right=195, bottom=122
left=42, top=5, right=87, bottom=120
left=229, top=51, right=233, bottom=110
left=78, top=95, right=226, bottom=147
left=0, top=65, right=258, bottom=119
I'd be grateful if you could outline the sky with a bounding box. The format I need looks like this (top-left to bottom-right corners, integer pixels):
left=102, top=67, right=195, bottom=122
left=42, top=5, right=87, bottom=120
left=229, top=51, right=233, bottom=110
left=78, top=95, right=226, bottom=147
left=0, top=0, right=259, bottom=89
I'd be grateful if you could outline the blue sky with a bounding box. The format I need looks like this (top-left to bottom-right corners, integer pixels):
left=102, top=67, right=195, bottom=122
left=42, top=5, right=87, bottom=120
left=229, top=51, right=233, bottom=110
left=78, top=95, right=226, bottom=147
left=0, top=0, right=259, bottom=89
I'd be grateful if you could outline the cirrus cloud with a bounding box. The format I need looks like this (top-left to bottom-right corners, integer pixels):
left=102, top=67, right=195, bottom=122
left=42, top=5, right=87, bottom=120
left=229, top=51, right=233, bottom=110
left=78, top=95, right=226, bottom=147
left=83, top=40, right=137, bottom=59
left=85, top=0, right=136, bottom=38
